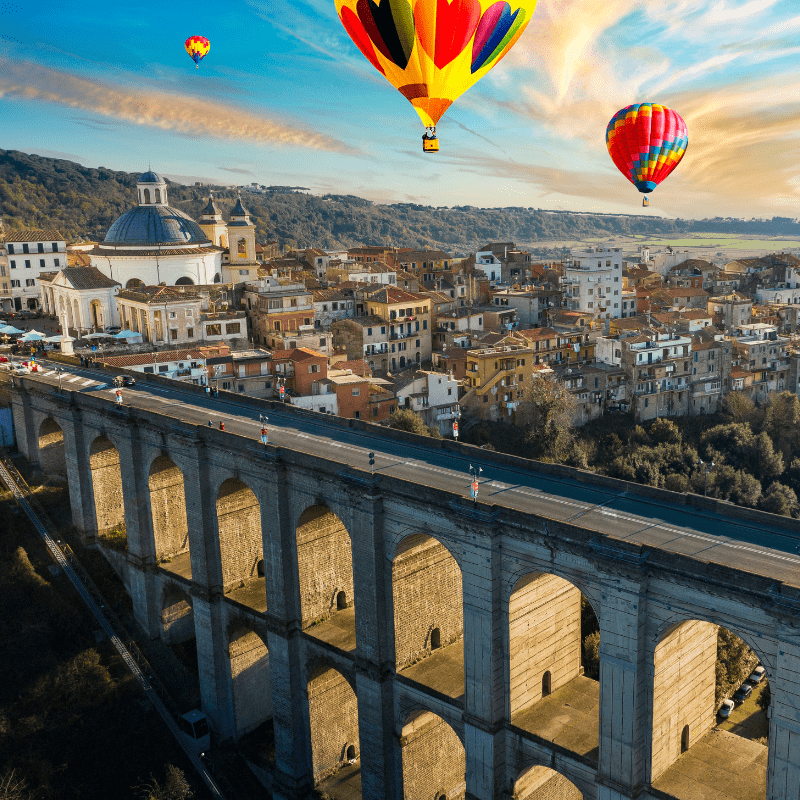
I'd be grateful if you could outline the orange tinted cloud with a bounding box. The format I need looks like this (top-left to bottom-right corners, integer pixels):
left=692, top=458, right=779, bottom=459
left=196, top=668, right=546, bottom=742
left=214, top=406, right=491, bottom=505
left=0, top=59, right=347, bottom=152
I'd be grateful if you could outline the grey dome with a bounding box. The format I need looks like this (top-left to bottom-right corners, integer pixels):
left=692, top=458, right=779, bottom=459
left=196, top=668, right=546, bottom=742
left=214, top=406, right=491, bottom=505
left=137, top=170, right=165, bottom=184
left=104, top=205, right=209, bottom=246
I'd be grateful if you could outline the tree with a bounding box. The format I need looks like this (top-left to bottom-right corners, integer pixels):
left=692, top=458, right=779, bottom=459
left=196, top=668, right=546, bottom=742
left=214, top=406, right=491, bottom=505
left=764, top=392, right=800, bottom=458
left=138, top=765, right=193, bottom=800
left=756, top=681, right=771, bottom=712
left=583, top=631, right=600, bottom=680
left=519, top=373, right=577, bottom=462
left=387, top=409, right=432, bottom=436
left=723, top=391, right=755, bottom=424
left=0, top=771, right=30, bottom=800
left=716, top=627, right=757, bottom=707
left=759, top=482, right=798, bottom=517
left=648, top=418, right=681, bottom=445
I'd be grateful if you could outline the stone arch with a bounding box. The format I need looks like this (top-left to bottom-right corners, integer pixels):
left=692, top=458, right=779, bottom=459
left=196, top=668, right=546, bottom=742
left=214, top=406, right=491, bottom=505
left=38, top=417, right=67, bottom=479
left=126, top=278, right=144, bottom=289
left=143, top=188, right=151, bottom=204
left=295, top=505, right=355, bottom=632
left=237, top=238, right=247, bottom=257
left=649, top=616, right=769, bottom=795
left=228, top=623, right=271, bottom=736
left=148, top=455, right=190, bottom=567
left=154, top=188, right=161, bottom=204
left=307, top=664, right=360, bottom=783
left=392, top=533, right=463, bottom=678
left=213, top=273, right=221, bottom=283
left=88, top=435, right=126, bottom=539
left=216, top=477, right=265, bottom=594
left=513, top=765, right=583, bottom=800
left=508, top=571, right=585, bottom=719
left=161, top=584, right=194, bottom=643
left=89, top=299, right=103, bottom=330
left=400, top=710, right=465, bottom=800
left=175, top=276, right=194, bottom=286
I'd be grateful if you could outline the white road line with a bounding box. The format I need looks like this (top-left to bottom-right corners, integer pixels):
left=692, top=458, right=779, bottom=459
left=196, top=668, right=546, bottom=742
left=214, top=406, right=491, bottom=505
left=43, top=370, right=56, bottom=376
left=81, top=380, right=95, bottom=386
left=68, top=376, right=82, bottom=383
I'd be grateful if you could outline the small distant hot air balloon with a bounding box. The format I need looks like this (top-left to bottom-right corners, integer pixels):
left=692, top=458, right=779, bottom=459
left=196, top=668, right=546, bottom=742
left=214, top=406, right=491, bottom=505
left=606, top=103, right=688, bottom=206
left=185, top=35, right=210, bottom=69
left=335, top=0, right=538, bottom=152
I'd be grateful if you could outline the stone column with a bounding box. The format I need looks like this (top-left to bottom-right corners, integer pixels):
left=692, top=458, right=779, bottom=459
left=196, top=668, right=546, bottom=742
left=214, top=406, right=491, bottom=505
left=260, top=462, right=314, bottom=799
left=767, top=621, right=800, bottom=799
left=60, top=404, right=95, bottom=537
left=596, top=567, right=650, bottom=800
left=461, top=519, right=505, bottom=800
left=350, top=488, right=403, bottom=800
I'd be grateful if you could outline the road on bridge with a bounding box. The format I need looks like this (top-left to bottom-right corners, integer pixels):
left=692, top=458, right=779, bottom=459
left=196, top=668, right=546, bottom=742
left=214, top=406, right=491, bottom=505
left=11, top=357, right=800, bottom=585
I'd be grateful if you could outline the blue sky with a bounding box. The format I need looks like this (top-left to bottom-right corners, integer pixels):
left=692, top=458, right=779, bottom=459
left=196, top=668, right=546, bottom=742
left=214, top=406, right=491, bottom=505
left=1, top=0, right=799, bottom=221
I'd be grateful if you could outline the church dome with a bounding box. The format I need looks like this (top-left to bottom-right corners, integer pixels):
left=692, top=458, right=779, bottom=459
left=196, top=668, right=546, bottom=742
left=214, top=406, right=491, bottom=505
left=137, top=170, right=165, bottom=184
left=103, top=205, right=209, bottom=246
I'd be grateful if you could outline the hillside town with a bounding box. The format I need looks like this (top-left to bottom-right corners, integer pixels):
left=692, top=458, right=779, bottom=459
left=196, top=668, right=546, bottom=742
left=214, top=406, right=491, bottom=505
left=2, top=169, right=800, bottom=434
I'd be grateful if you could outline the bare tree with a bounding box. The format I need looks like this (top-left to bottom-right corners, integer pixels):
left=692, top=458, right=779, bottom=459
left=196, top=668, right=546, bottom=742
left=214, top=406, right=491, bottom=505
left=137, top=765, right=193, bottom=800
left=0, top=771, right=30, bottom=800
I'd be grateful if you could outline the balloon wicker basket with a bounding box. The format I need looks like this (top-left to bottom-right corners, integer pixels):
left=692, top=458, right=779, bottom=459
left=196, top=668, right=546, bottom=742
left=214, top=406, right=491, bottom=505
left=643, top=197, right=649, bottom=207
left=422, top=136, right=439, bottom=153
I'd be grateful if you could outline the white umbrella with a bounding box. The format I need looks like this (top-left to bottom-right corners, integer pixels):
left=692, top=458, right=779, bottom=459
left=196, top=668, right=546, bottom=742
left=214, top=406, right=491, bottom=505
left=19, top=330, right=46, bottom=341
left=113, top=330, right=140, bottom=338
left=44, top=334, right=65, bottom=343
left=0, top=325, right=24, bottom=334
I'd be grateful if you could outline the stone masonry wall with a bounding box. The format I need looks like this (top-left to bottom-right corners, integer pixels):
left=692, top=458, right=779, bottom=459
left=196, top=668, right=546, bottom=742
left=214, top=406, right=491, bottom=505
left=393, top=534, right=463, bottom=669
left=509, top=573, right=582, bottom=715
left=514, top=766, right=583, bottom=800
left=216, top=479, right=263, bottom=591
left=401, top=711, right=465, bottom=800
left=307, top=667, right=359, bottom=782
left=38, top=418, right=67, bottom=478
left=148, top=456, right=190, bottom=561
left=161, top=587, right=195, bottom=644
left=229, top=628, right=271, bottom=736
left=88, top=436, right=125, bottom=535
left=296, top=507, right=354, bottom=628
left=651, top=619, right=718, bottom=781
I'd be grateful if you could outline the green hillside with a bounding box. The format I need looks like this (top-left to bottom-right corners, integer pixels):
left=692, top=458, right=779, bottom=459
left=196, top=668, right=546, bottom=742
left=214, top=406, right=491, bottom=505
left=1, top=148, right=800, bottom=252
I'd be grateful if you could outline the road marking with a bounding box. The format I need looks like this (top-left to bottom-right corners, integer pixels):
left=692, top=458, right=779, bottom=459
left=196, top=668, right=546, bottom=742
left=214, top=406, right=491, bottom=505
left=43, top=370, right=56, bottom=376
left=93, top=384, right=109, bottom=391
left=67, top=376, right=82, bottom=383
left=81, top=380, right=95, bottom=386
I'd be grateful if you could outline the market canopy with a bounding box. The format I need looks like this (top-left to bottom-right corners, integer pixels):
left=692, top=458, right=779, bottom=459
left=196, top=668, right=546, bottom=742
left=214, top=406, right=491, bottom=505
left=113, top=330, right=141, bottom=338
left=84, top=331, right=112, bottom=339
left=0, top=325, right=25, bottom=334
left=44, top=334, right=65, bottom=343
left=19, top=330, right=47, bottom=340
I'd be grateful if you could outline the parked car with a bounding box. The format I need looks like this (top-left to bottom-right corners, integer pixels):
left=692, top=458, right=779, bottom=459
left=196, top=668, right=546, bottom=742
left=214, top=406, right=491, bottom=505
left=732, top=683, right=754, bottom=704
left=748, top=666, right=766, bottom=684
left=10, top=365, right=30, bottom=375
left=106, top=326, right=121, bottom=335
left=718, top=699, right=735, bottom=718
left=121, top=375, right=136, bottom=386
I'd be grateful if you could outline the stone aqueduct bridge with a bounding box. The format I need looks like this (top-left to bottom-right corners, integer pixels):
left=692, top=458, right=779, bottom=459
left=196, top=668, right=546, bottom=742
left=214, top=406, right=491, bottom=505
left=10, top=372, right=800, bottom=800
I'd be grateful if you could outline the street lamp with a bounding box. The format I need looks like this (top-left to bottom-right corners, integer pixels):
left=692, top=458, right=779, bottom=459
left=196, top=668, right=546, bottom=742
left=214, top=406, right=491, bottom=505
left=469, top=463, right=483, bottom=504
left=699, top=459, right=715, bottom=496
left=453, top=405, right=461, bottom=440
left=259, top=413, right=269, bottom=447
left=55, top=366, right=63, bottom=393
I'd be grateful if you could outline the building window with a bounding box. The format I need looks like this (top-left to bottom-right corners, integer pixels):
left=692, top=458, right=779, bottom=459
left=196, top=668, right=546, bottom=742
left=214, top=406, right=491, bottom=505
left=187, top=327, right=194, bottom=338
left=222, top=381, right=231, bottom=390
left=25, top=279, right=35, bottom=287
left=158, top=364, right=169, bottom=373
left=319, top=338, right=326, bottom=347
left=423, top=320, right=428, bottom=330
left=169, top=311, right=177, bottom=319
left=11, top=280, right=20, bottom=288
left=25, top=260, right=30, bottom=269
left=367, top=327, right=372, bottom=336
left=39, top=259, right=45, bottom=269
left=308, top=364, right=320, bottom=373
left=54, top=258, right=60, bottom=267
left=354, top=410, right=360, bottom=419
left=6, top=244, right=13, bottom=254
left=22, top=244, right=29, bottom=253
left=52, top=243, right=58, bottom=252
left=185, top=309, right=193, bottom=317
left=206, top=324, right=222, bottom=336
left=352, top=388, right=360, bottom=396
left=225, top=323, right=241, bottom=334
left=9, top=261, right=14, bottom=269
left=170, top=329, right=178, bottom=340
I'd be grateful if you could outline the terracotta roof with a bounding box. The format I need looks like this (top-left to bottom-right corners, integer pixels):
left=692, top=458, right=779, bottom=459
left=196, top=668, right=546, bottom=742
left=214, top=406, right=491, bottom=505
left=2, top=229, right=65, bottom=242
left=59, top=266, right=120, bottom=290
left=369, top=286, right=428, bottom=305
left=287, top=347, right=325, bottom=362
left=102, top=345, right=230, bottom=368
left=90, top=246, right=223, bottom=257
left=517, top=326, right=559, bottom=341
left=68, top=251, right=92, bottom=267
left=313, top=289, right=350, bottom=301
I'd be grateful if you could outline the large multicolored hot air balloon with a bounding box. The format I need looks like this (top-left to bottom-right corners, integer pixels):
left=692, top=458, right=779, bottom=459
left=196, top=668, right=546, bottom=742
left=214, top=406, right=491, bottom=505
left=606, top=103, right=688, bottom=205
left=335, top=0, right=538, bottom=151
left=185, top=35, right=210, bottom=69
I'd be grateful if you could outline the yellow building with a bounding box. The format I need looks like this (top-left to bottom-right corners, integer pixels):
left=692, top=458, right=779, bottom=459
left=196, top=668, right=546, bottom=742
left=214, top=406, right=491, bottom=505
left=365, top=287, right=433, bottom=368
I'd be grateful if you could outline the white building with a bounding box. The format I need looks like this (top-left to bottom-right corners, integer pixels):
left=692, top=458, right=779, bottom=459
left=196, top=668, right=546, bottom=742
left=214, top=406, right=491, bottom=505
left=635, top=246, right=692, bottom=277
left=562, top=247, right=624, bottom=321
left=755, top=267, right=800, bottom=305
left=395, top=370, right=460, bottom=434
left=2, top=228, right=67, bottom=311
left=474, top=250, right=502, bottom=283
left=39, top=267, right=121, bottom=334
left=90, top=171, right=224, bottom=289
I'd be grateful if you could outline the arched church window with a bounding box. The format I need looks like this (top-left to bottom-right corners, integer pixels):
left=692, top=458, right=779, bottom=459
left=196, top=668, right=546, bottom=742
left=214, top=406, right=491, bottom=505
left=213, top=273, right=221, bottom=284
left=143, top=188, right=151, bottom=204
left=237, top=238, right=247, bottom=257
left=155, top=188, right=161, bottom=203
left=175, top=277, right=194, bottom=286
left=126, top=278, right=144, bottom=289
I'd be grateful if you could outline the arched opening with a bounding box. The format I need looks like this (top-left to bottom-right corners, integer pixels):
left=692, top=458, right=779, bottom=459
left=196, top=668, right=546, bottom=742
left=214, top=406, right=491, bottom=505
left=38, top=417, right=67, bottom=480
left=237, top=238, right=247, bottom=257
left=218, top=235, right=226, bottom=248
left=89, top=299, right=103, bottom=330
left=336, top=590, right=347, bottom=610
left=72, top=299, right=80, bottom=333
left=307, top=666, right=359, bottom=784
left=148, top=456, right=190, bottom=576
left=508, top=573, right=598, bottom=763
left=399, top=356, right=406, bottom=367
left=213, top=273, right=221, bottom=283
left=401, top=711, right=465, bottom=800
left=228, top=625, right=271, bottom=736
left=175, top=277, right=194, bottom=286
left=216, top=478, right=266, bottom=609
left=88, top=435, right=126, bottom=546
left=143, top=188, right=151, bottom=204
left=295, top=506, right=355, bottom=651
left=126, top=278, right=144, bottom=290
left=651, top=620, right=768, bottom=800
left=513, top=765, right=583, bottom=800
left=161, top=586, right=194, bottom=644
left=154, top=188, right=161, bottom=203
left=257, top=559, right=265, bottom=578
left=430, top=627, right=441, bottom=650
left=345, top=744, right=355, bottom=762
left=392, top=534, right=463, bottom=699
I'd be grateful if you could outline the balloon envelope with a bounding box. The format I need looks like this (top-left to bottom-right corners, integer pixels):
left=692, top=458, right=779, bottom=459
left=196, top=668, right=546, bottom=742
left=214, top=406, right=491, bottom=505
left=606, top=103, right=688, bottom=194
left=335, top=0, right=537, bottom=128
left=185, top=35, right=210, bottom=67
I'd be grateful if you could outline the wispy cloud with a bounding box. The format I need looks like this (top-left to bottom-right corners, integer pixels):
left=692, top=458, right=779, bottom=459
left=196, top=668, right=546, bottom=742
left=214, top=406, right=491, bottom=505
left=0, top=59, right=348, bottom=152
left=218, top=166, right=254, bottom=175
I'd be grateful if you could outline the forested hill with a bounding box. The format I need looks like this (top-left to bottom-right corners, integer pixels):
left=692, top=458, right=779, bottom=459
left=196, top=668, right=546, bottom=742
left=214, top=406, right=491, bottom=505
left=2, top=148, right=800, bottom=252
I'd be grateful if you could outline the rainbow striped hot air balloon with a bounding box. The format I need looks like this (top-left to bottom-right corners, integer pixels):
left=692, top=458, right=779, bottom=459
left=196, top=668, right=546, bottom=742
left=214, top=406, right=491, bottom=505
left=185, top=35, right=210, bottom=69
left=606, top=103, right=688, bottom=204
left=335, top=0, right=538, bottom=151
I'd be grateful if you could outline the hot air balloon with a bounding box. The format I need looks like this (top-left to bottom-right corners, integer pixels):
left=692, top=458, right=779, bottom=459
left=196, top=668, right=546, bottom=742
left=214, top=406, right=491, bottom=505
left=185, top=36, right=210, bottom=69
left=606, top=103, right=688, bottom=206
left=335, top=0, right=537, bottom=152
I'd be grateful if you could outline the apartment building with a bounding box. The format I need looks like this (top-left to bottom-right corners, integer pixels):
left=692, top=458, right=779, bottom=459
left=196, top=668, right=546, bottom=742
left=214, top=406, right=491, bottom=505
left=689, top=332, right=732, bottom=415
left=561, top=247, right=624, bottom=321
left=395, top=370, right=460, bottom=434
left=491, top=287, right=562, bottom=327
left=729, top=323, right=791, bottom=400
left=364, top=287, right=433, bottom=368
left=2, top=229, right=67, bottom=311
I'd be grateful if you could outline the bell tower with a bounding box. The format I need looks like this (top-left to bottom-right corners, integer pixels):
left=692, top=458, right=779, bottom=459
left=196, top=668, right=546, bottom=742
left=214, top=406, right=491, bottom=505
left=199, top=193, right=227, bottom=248
left=226, top=194, right=256, bottom=267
